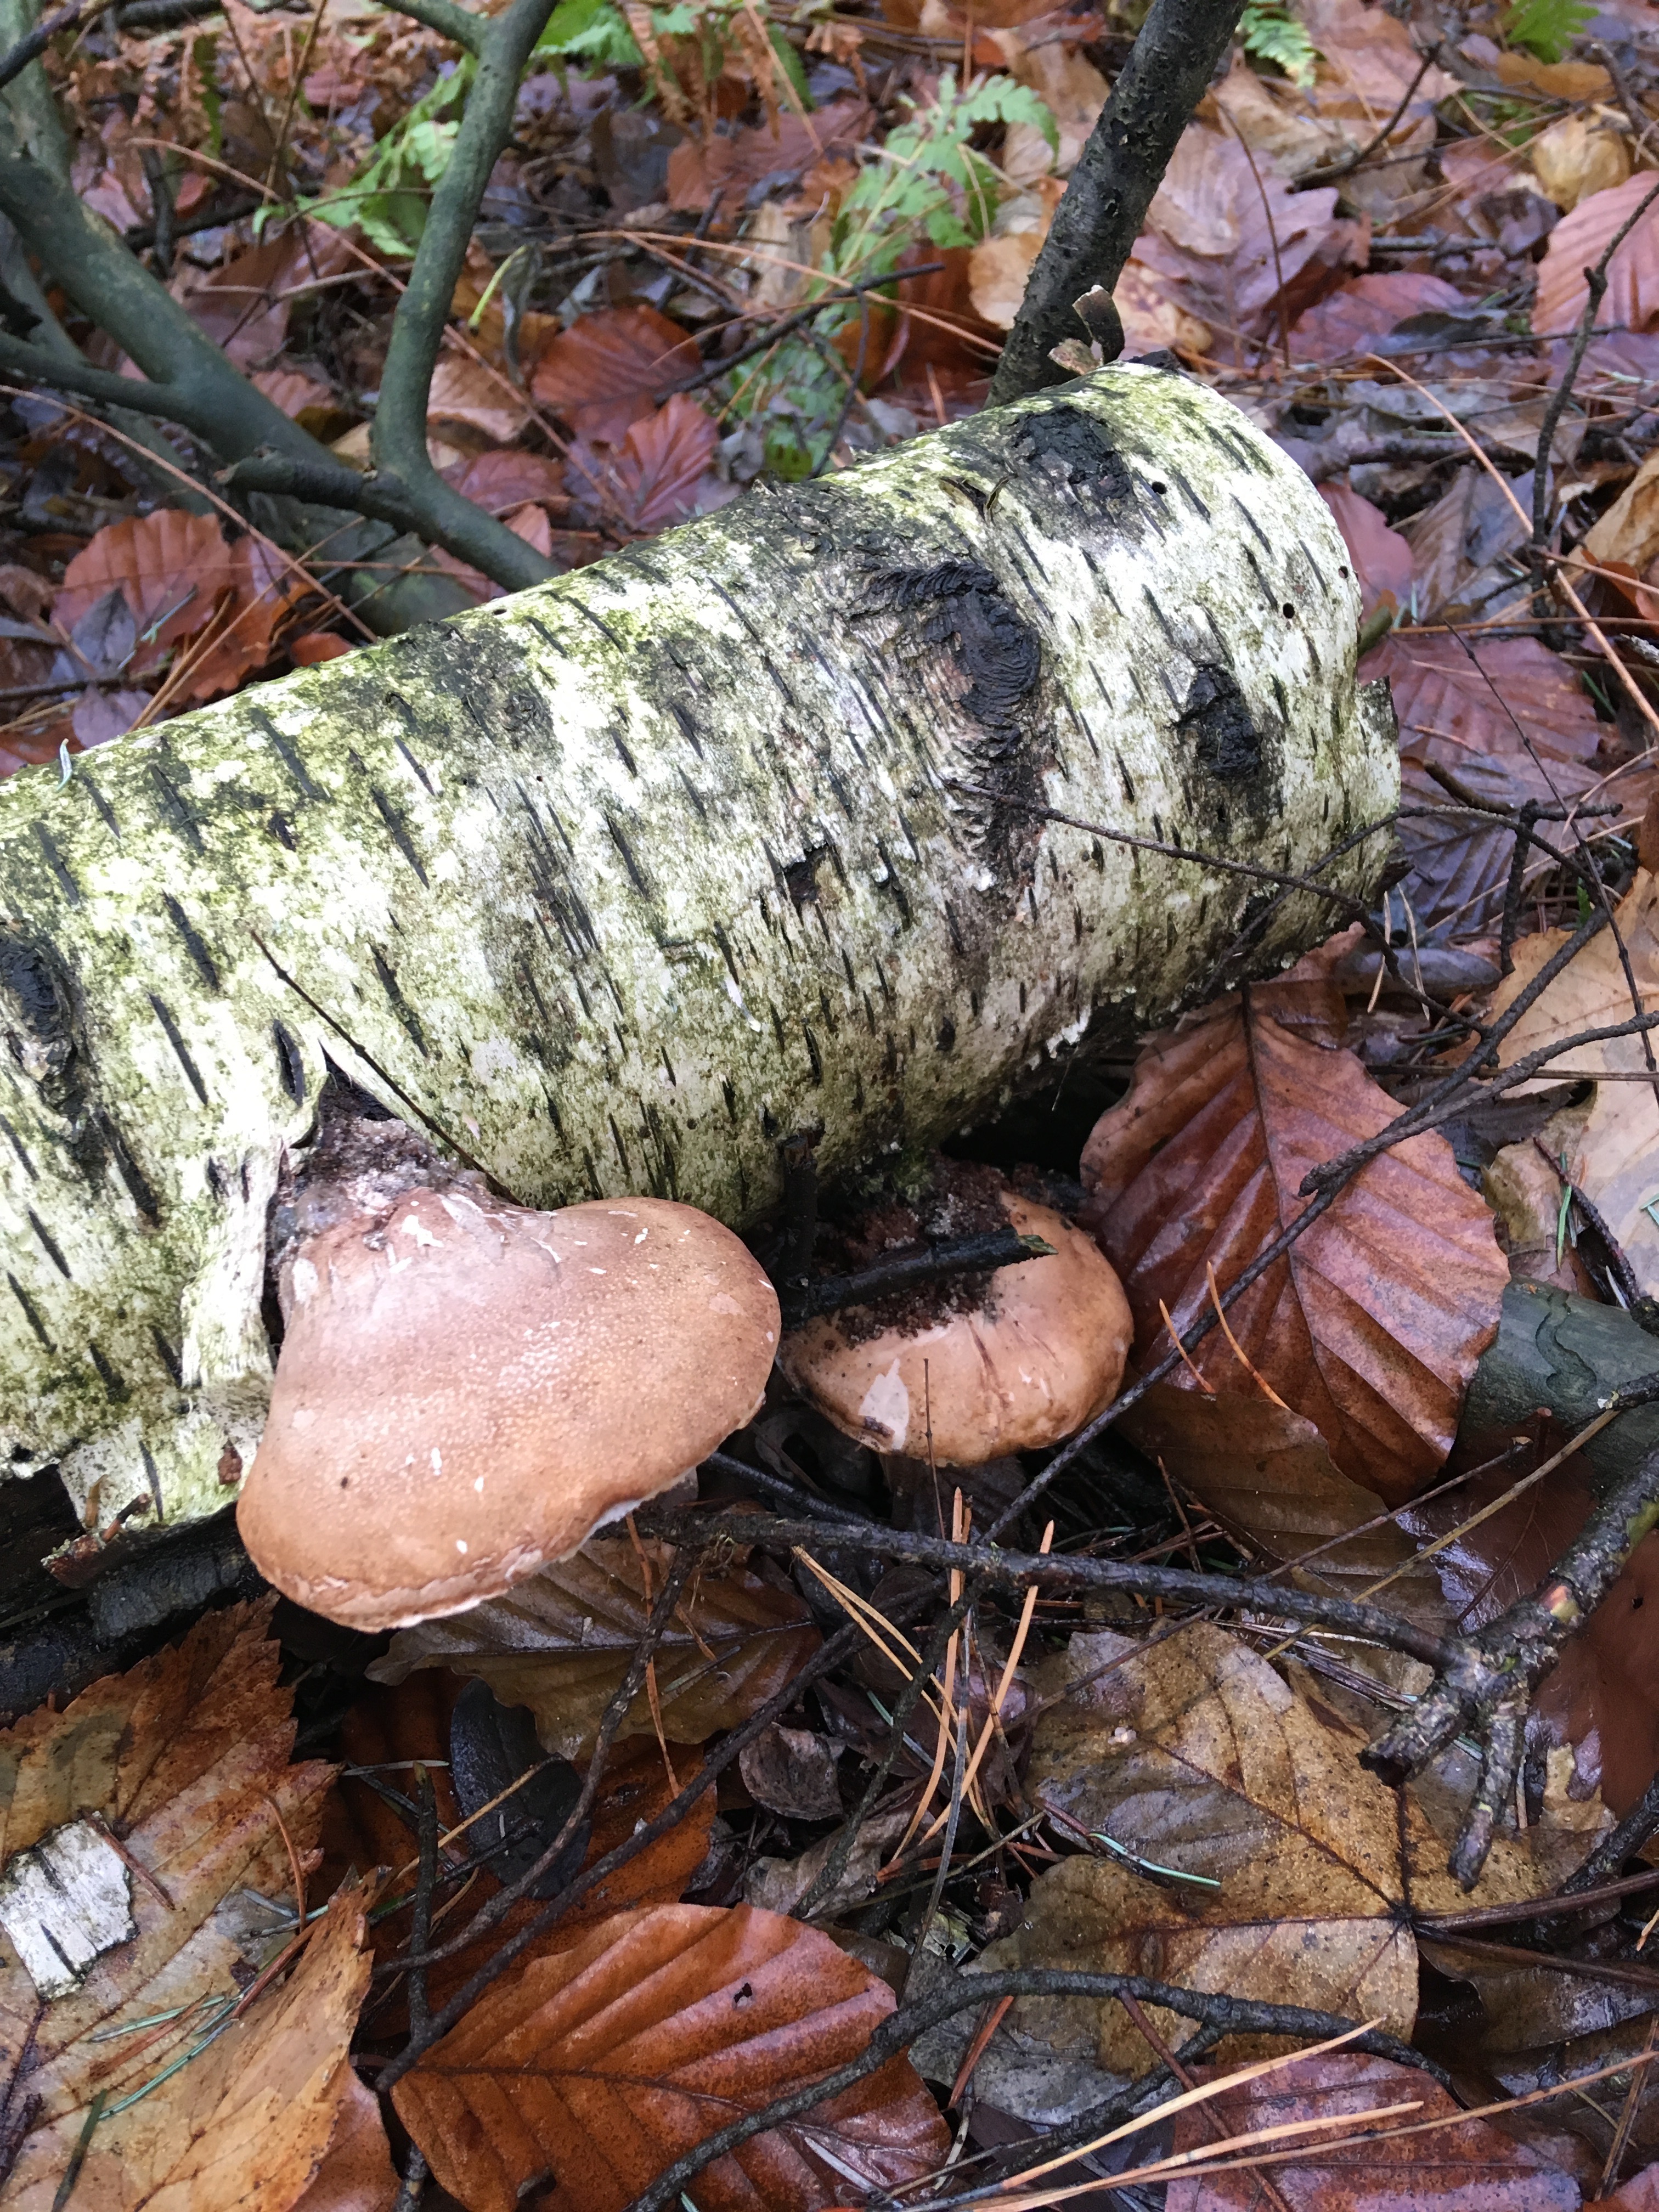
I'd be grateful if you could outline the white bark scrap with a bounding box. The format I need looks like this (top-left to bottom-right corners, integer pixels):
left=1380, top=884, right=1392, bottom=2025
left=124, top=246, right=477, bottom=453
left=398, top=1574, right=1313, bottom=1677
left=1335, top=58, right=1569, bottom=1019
left=0, top=1819, right=135, bottom=1998
left=0, top=367, right=1398, bottom=1548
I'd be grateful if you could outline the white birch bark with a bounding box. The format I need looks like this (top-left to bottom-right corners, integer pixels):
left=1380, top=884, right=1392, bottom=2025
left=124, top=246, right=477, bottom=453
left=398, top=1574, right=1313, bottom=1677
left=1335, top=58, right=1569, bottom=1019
left=0, top=366, right=1397, bottom=1549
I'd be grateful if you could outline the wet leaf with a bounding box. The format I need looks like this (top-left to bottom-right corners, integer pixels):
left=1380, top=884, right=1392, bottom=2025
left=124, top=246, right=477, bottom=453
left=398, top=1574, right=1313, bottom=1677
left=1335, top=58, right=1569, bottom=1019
left=370, top=1537, right=820, bottom=1759
left=572, top=394, right=723, bottom=534
left=1001, top=1623, right=1547, bottom=2079
left=1080, top=988, right=1508, bottom=1503
left=0, top=1598, right=339, bottom=2204
left=1534, top=171, right=1659, bottom=336
left=1164, top=2049, right=1579, bottom=2208
left=1289, top=270, right=1468, bottom=367
left=528, top=306, right=699, bottom=445
left=1118, top=1383, right=1447, bottom=1624
left=738, top=1726, right=844, bottom=1822
left=291, top=2069, right=398, bottom=2212
left=1485, top=868, right=1659, bottom=1297
left=1362, top=634, right=1603, bottom=938
left=664, top=100, right=871, bottom=213
left=1318, top=483, right=1413, bottom=618
left=443, top=449, right=566, bottom=515
left=391, top=1902, right=951, bottom=2212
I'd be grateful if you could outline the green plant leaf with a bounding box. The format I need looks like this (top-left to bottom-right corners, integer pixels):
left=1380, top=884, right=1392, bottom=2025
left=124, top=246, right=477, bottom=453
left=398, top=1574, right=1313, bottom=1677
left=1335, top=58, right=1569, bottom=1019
left=1239, top=0, right=1318, bottom=87
left=1504, top=0, right=1594, bottom=61
left=534, top=0, right=642, bottom=61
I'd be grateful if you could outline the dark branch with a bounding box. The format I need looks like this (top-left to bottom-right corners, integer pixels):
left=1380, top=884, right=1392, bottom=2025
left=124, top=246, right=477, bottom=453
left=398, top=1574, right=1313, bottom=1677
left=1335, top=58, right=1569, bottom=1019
left=991, top=0, right=1246, bottom=400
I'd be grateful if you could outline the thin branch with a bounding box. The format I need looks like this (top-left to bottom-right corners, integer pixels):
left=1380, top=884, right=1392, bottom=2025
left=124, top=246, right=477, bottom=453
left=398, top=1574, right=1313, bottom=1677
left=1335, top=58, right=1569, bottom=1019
left=0, top=332, right=223, bottom=436
left=0, top=0, right=98, bottom=97
left=1294, top=43, right=1441, bottom=189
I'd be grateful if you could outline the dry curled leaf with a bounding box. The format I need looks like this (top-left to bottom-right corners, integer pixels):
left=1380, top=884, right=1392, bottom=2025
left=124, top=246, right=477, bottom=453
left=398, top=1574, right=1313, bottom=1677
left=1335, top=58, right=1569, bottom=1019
left=1081, top=986, right=1508, bottom=1503
left=0, top=1598, right=338, bottom=2208
left=529, top=306, right=699, bottom=445
left=391, top=1902, right=951, bottom=2212
left=369, top=1536, right=820, bottom=1759
left=1164, top=2049, right=1578, bottom=2209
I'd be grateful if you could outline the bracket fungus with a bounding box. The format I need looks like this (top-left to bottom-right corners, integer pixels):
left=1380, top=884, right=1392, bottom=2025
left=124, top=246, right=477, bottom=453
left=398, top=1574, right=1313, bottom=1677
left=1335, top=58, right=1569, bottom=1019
left=778, top=1164, right=1131, bottom=1466
left=236, top=1109, right=779, bottom=1630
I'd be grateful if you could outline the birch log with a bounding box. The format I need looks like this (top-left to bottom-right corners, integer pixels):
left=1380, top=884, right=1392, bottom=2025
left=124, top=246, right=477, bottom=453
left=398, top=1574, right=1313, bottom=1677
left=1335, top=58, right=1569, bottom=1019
left=0, top=366, right=1397, bottom=1550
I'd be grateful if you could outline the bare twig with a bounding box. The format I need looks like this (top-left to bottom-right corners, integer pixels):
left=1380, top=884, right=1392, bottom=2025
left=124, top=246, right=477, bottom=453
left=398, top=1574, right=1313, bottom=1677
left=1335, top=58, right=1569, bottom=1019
left=1296, top=43, right=1442, bottom=188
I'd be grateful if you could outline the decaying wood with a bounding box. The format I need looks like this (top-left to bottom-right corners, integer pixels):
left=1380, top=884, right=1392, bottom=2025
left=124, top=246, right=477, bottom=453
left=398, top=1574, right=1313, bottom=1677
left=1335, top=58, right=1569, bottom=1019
left=0, top=365, right=1397, bottom=1550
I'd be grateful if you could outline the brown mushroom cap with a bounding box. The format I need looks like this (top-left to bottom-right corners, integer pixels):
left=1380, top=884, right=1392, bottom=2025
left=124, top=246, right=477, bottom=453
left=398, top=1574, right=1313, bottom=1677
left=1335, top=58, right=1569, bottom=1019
left=778, top=1189, right=1131, bottom=1465
left=238, top=1193, right=778, bottom=1630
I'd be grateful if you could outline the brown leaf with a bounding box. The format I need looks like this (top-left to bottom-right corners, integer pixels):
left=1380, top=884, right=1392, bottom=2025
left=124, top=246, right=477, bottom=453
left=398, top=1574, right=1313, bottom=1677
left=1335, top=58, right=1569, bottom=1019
left=1534, top=172, right=1659, bottom=336
left=1485, top=868, right=1659, bottom=1296
left=427, top=357, right=531, bottom=444
left=737, top=1726, right=844, bottom=1822
left=528, top=307, right=699, bottom=445
left=291, top=2069, right=398, bottom=2212
left=1362, top=634, right=1603, bottom=938
left=1610, top=2161, right=1659, bottom=2208
left=369, top=1536, right=819, bottom=1760
left=443, top=450, right=566, bottom=515
left=1118, top=1383, right=1447, bottom=1624
left=1532, top=111, right=1632, bottom=211
left=0, top=1599, right=338, bottom=2205
left=175, top=224, right=355, bottom=370
left=1317, top=483, right=1412, bottom=618
left=1127, top=126, right=1362, bottom=363
left=391, top=1902, right=951, bottom=2212
left=1163, top=2049, right=1579, bottom=2208
left=571, top=395, right=722, bottom=534
left=664, top=101, right=870, bottom=213
left=1288, top=270, right=1468, bottom=368
left=1080, top=991, right=1507, bottom=1503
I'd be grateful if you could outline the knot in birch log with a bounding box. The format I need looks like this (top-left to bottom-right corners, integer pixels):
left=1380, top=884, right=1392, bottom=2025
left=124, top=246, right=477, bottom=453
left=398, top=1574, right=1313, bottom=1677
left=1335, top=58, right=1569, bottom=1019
left=0, top=366, right=1398, bottom=1548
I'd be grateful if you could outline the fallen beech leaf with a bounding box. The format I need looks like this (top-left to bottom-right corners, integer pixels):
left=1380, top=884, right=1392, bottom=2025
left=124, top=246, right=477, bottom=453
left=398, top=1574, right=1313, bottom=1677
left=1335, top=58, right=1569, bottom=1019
left=291, top=2069, right=398, bottom=2212
left=1610, top=2160, right=1659, bottom=2208
left=529, top=306, right=699, bottom=445
left=1576, top=445, right=1659, bottom=621
left=1001, top=1623, right=1544, bottom=2079
left=1362, top=634, right=1603, bottom=938
left=968, top=231, right=1045, bottom=330
left=392, top=1902, right=950, bottom=2212
left=427, top=356, right=530, bottom=443
left=1318, top=483, right=1412, bottom=617
left=1114, top=257, right=1214, bottom=356
left=1289, top=270, right=1468, bottom=366
left=0, top=1599, right=338, bottom=2205
left=1397, top=463, right=1532, bottom=624
left=1494, top=49, right=1611, bottom=101
left=289, top=633, right=355, bottom=667
left=176, top=224, right=356, bottom=369
left=664, top=100, right=871, bottom=212
left=1117, top=1383, right=1447, bottom=1625
left=1127, top=127, right=1361, bottom=362
left=738, top=1725, right=844, bottom=1821
left=444, top=449, right=566, bottom=514
left=569, top=394, right=723, bottom=535
left=1535, top=171, right=1659, bottom=335
left=1164, top=2049, right=1578, bottom=2208
left=1486, top=868, right=1659, bottom=1297
left=1300, top=0, right=1457, bottom=121
left=1081, top=987, right=1508, bottom=1503
left=252, top=366, right=338, bottom=425
left=369, top=1536, right=820, bottom=1759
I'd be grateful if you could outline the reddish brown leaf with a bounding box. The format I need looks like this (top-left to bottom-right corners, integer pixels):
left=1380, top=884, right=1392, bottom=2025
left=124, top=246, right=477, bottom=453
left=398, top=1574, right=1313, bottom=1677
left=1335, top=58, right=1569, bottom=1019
left=1318, top=484, right=1412, bottom=618
left=291, top=2068, right=398, bottom=2212
left=290, top=633, right=356, bottom=666
left=444, top=449, right=566, bottom=514
left=391, top=1903, right=951, bottom=2212
left=176, top=223, right=356, bottom=369
left=1080, top=991, right=1507, bottom=1502
left=1289, top=270, right=1468, bottom=366
left=1609, top=2161, right=1659, bottom=2208
left=427, top=356, right=530, bottom=443
left=529, top=307, right=699, bottom=445
left=1535, top=171, right=1659, bottom=336
left=1362, top=634, right=1604, bottom=938
left=1164, top=2050, right=1578, bottom=2208
left=665, top=101, right=871, bottom=213
left=591, top=394, right=723, bottom=533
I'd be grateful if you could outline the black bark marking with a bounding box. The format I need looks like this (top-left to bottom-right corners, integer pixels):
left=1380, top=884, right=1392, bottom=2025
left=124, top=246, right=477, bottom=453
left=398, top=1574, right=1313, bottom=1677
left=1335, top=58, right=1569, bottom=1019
left=0, top=1111, right=33, bottom=1179
left=1272, top=674, right=1290, bottom=724
left=163, top=896, right=220, bottom=992
left=573, top=600, right=625, bottom=652
left=75, top=774, right=122, bottom=842
left=1000, top=404, right=1138, bottom=512
left=1166, top=465, right=1210, bottom=521
left=371, top=947, right=430, bottom=1058
left=8, top=1275, right=52, bottom=1350
left=713, top=924, right=744, bottom=989
left=87, top=1340, right=127, bottom=1402
left=1242, top=544, right=1285, bottom=613
left=612, top=727, right=638, bottom=777
left=608, top=1114, right=630, bottom=1173
left=267, top=812, right=297, bottom=851
left=873, top=840, right=912, bottom=925
left=1143, top=589, right=1180, bottom=646
left=369, top=784, right=430, bottom=888
left=1178, top=667, right=1265, bottom=783
left=605, top=813, right=652, bottom=899
left=151, top=1325, right=182, bottom=1385
left=943, top=901, right=966, bottom=956
left=250, top=709, right=326, bottom=803
left=149, top=994, right=210, bottom=1105
left=722, top=1076, right=738, bottom=1124
left=97, top=1113, right=160, bottom=1222
left=712, top=584, right=794, bottom=705
left=526, top=616, right=567, bottom=656
left=27, top=1209, right=69, bottom=1277
left=668, top=701, right=704, bottom=759
left=31, top=824, right=78, bottom=904
left=147, top=760, right=205, bottom=854
left=1232, top=493, right=1274, bottom=556
left=661, top=1045, right=677, bottom=1087
left=141, top=1442, right=165, bottom=1520
left=676, top=768, right=707, bottom=821
left=392, top=733, right=436, bottom=794
left=802, top=1024, right=823, bottom=1084
left=1065, top=697, right=1101, bottom=760
left=273, top=1020, right=307, bottom=1104
left=937, top=1017, right=956, bottom=1053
